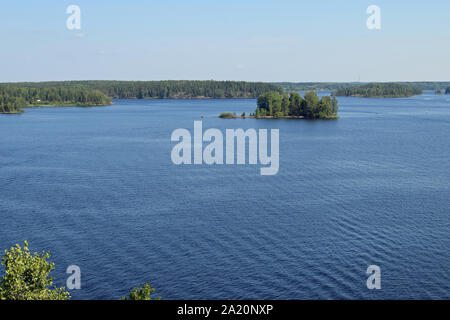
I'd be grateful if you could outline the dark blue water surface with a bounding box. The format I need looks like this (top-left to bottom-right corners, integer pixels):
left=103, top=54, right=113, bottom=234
left=1, top=91, right=449, bottom=299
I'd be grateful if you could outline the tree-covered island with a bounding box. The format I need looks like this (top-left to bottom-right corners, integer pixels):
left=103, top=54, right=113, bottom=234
left=220, top=91, right=339, bottom=120
left=335, top=83, right=422, bottom=98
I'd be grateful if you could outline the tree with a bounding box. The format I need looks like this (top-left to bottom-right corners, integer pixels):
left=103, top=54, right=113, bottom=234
left=303, top=91, right=320, bottom=118
left=318, top=96, right=333, bottom=118
left=332, top=96, right=338, bottom=114
left=288, top=92, right=303, bottom=116
left=281, top=94, right=290, bottom=116
left=121, top=283, right=161, bottom=300
left=0, top=241, right=70, bottom=300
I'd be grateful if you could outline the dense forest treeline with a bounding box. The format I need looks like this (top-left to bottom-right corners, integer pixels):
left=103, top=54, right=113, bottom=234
left=275, top=82, right=356, bottom=92
left=276, top=82, right=450, bottom=93
left=400, top=82, right=450, bottom=91
left=3, top=80, right=283, bottom=99
left=254, top=91, right=338, bottom=119
left=0, top=86, right=111, bottom=114
left=3, top=80, right=447, bottom=114
left=335, top=83, right=422, bottom=98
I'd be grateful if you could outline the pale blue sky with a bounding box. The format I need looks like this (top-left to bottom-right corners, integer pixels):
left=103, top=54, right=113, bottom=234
left=1, top=0, right=449, bottom=82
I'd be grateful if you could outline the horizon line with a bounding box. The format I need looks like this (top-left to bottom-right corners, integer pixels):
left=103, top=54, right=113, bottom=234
left=2, top=80, right=450, bottom=84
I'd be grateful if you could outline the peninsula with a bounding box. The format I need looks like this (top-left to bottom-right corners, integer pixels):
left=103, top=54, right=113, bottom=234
left=0, top=86, right=112, bottom=114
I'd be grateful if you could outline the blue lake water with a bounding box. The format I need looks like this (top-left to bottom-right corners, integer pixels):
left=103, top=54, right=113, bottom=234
left=0, top=91, right=449, bottom=299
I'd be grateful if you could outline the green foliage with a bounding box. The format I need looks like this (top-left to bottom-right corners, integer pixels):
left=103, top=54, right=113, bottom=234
left=289, top=92, right=303, bottom=116
left=0, top=96, right=25, bottom=113
left=2, top=80, right=282, bottom=99
left=121, top=283, right=161, bottom=300
left=0, top=241, right=70, bottom=300
left=335, top=83, right=422, bottom=98
left=0, top=241, right=160, bottom=300
left=0, top=86, right=112, bottom=114
left=219, top=113, right=236, bottom=118
left=256, top=91, right=338, bottom=119
left=241, top=112, right=246, bottom=117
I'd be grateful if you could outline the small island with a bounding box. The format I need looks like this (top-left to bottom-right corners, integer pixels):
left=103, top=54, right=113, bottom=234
left=335, top=83, right=422, bottom=98
left=0, top=86, right=112, bottom=114
left=220, top=91, right=339, bottom=120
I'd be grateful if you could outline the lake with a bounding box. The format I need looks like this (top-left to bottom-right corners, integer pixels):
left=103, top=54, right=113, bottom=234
left=0, top=91, right=449, bottom=299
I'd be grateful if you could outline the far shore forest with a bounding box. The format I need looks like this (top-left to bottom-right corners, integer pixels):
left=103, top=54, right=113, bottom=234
left=1, top=80, right=446, bottom=115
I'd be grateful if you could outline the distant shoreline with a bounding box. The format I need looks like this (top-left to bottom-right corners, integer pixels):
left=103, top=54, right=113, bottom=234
left=339, top=94, right=417, bottom=98
left=23, top=102, right=114, bottom=108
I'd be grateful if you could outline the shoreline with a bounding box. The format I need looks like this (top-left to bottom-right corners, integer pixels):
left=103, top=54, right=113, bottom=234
left=219, top=115, right=339, bottom=120
left=336, top=94, right=417, bottom=98
left=24, top=102, right=113, bottom=108
left=0, top=110, right=25, bottom=114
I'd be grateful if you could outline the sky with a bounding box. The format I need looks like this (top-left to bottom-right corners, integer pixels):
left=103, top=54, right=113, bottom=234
left=0, top=0, right=449, bottom=82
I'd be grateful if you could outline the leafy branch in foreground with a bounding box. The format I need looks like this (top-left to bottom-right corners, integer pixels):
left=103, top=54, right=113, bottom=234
left=0, top=241, right=160, bottom=300
left=121, top=283, right=161, bottom=300
left=0, top=241, right=70, bottom=300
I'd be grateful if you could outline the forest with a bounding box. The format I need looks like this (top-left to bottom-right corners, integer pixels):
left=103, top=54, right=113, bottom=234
left=4, top=80, right=283, bottom=99
left=275, top=82, right=355, bottom=92
left=276, top=82, right=450, bottom=93
left=254, top=91, right=338, bottom=119
left=335, top=83, right=422, bottom=98
left=0, top=86, right=111, bottom=114
left=0, top=80, right=282, bottom=114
